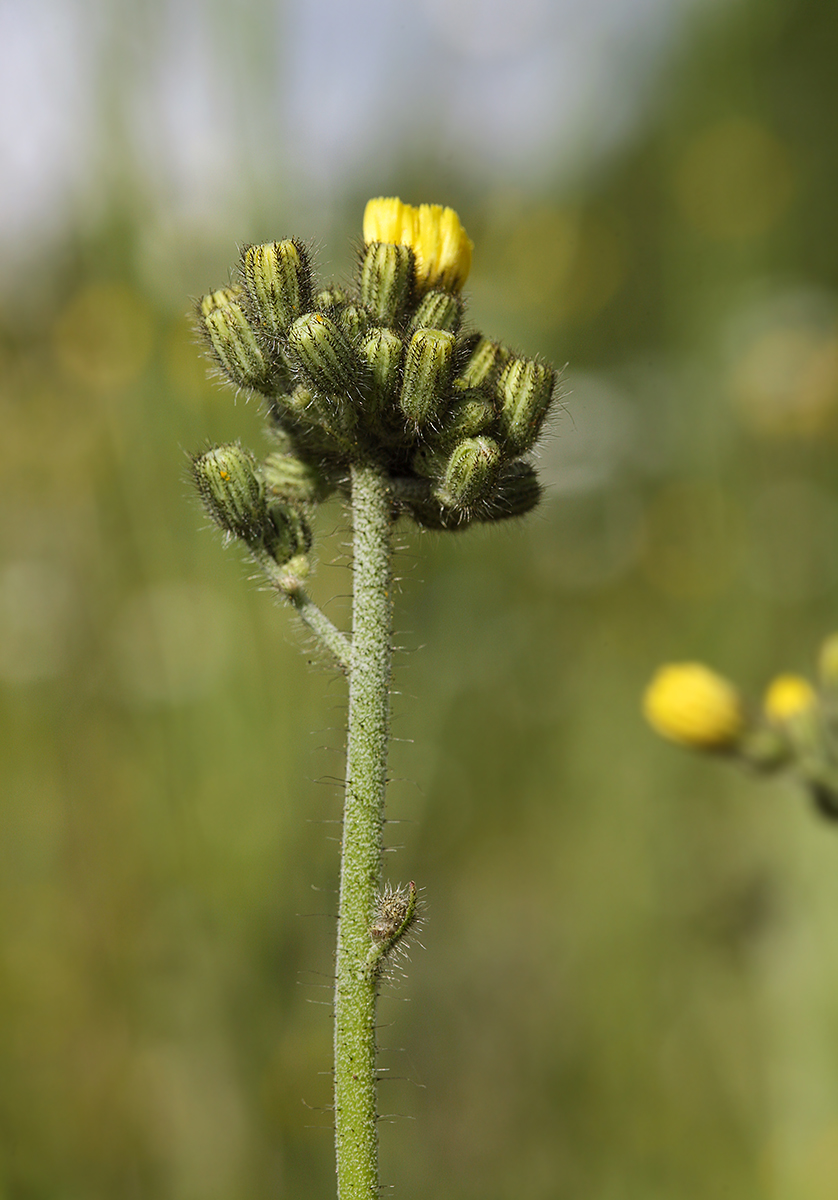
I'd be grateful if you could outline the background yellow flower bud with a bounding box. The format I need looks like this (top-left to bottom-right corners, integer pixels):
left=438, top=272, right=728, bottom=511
left=643, top=662, right=746, bottom=750
left=763, top=673, right=818, bottom=722
left=818, top=633, right=838, bottom=687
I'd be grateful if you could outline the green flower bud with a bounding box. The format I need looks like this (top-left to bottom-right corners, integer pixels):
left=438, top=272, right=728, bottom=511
left=266, top=425, right=296, bottom=455
left=435, top=436, right=501, bottom=510
left=358, top=327, right=403, bottom=419
left=437, top=387, right=495, bottom=447
left=406, top=496, right=471, bottom=531
left=400, top=329, right=454, bottom=427
left=263, top=450, right=332, bottom=505
left=408, top=289, right=463, bottom=336
left=287, top=312, right=361, bottom=404
left=338, top=302, right=371, bottom=342
left=272, top=386, right=353, bottom=460
left=239, top=239, right=312, bottom=340
left=477, top=459, right=542, bottom=522
left=268, top=384, right=322, bottom=429
left=265, top=500, right=313, bottom=567
left=314, top=285, right=349, bottom=311
left=456, top=337, right=510, bottom=389
left=198, top=287, right=273, bottom=392
left=192, top=443, right=269, bottom=546
left=819, top=633, right=838, bottom=689
left=359, top=242, right=415, bottom=326
left=496, top=356, right=555, bottom=454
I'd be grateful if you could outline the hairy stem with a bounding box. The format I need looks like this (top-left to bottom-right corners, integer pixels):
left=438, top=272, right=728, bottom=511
left=334, top=463, right=393, bottom=1199
left=259, top=557, right=352, bottom=672
left=285, top=586, right=352, bottom=672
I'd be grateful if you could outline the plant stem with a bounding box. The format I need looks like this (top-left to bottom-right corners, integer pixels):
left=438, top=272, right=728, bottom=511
left=259, top=555, right=352, bottom=672
left=285, top=585, right=352, bottom=672
left=334, top=463, right=393, bottom=1200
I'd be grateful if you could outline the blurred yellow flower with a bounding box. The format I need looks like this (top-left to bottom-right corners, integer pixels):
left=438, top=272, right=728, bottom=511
left=643, top=662, right=745, bottom=750
left=818, top=633, right=838, bottom=687
left=764, top=673, right=817, bottom=722
left=363, top=197, right=473, bottom=293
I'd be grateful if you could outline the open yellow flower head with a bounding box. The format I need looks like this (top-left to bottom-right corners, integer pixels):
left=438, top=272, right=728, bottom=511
left=363, top=197, right=473, bottom=293
left=643, top=662, right=746, bottom=750
left=764, top=674, right=817, bottom=723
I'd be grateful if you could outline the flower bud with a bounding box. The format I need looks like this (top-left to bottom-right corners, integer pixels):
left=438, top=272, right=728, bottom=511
left=455, top=337, right=510, bottom=389
left=198, top=287, right=273, bottom=392
left=266, top=425, right=296, bottom=456
left=363, top=198, right=473, bottom=293
left=266, top=499, right=313, bottom=567
left=818, top=633, right=838, bottom=688
left=435, top=436, right=501, bottom=510
left=496, top=356, right=556, bottom=454
left=358, top=327, right=403, bottom=419
left=338, top=302, right=371, bottom=342
left=408, top=290, right=463, bottom=335
left=315, top=285, right=349, bottom=311
left=359, top=242, right=414, bottom=326
left=762, top=673, right=822, bottom=765
left=643, top=663, right=746, bottom=751
left=477, top=460, right=542, bottom=522
left=192, top=443, right=269, bottom=546
left=764, top=674, right=818, bottom=724
left=437, top=387, right=495, bottom=447
left=269, top=383, right=323, bottom=428
left=239, top=239, right=312, bottom=340
left=287, top=312, right=360, bottom=400
left=263, top=451, right=333, bottom=505
left=406, top=496, right=471, bottom=531
left=399, top=329, right=454, bottom=427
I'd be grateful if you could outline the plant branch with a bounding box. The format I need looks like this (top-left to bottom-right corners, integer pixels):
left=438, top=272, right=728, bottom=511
left=260, top=556, right=352, bottom=672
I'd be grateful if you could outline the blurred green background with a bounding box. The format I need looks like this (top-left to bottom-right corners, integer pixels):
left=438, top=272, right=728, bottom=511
left=4, top=0, right=838, bottom=1196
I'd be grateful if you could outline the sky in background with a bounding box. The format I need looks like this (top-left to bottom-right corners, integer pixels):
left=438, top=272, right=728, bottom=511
left=0, top=0, right=712, bottom=280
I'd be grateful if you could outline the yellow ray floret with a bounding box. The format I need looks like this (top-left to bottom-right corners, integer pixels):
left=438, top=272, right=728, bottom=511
left=643, top=662, right=746, bottom=750
left=363, top=197, right=473, bottom=293
left=763, top=674, right=817, bottom=723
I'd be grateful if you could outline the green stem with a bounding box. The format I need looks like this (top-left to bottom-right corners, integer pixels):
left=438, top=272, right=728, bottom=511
left=285, top=586, right=352, bottom=672
left=259, top=557, right=352, bottom=672
left=334, top=463, right=393, bottom=1200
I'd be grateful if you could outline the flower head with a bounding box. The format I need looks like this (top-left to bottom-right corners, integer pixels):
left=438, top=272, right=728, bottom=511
left=763, top=674, right=817, bottom=723
left=363, top=197, right=473, bottom=293
left=194, top=201, right=558, bottom=535
left=643, top=662, right=746, bottom=750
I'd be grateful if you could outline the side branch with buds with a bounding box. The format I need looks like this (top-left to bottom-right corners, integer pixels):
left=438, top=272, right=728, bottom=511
left=643, top=636, right=838, bottom=821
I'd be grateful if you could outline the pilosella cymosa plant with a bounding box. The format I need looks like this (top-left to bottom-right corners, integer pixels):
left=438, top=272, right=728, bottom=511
left=191, top=197, right=559, bottom=1199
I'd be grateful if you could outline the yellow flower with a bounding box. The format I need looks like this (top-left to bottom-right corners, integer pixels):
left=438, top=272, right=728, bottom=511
left=818, top=633, right=838, bottom=687
left=763, top=673, right=817, bottom=723
left=363, top=197, right=473, bottom=293
left=643, top=662, right=746, bottom=750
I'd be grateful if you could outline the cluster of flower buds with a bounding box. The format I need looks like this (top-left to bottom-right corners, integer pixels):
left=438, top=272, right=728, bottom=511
left=191, top=442, right=312, bottom=578
left=643, top=636, right=838, bottom=821
left=194, top=198, right=557, bottom=540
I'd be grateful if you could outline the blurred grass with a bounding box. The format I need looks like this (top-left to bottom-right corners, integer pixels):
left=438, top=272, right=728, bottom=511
left=5, top=0, right=838, bottom=1197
